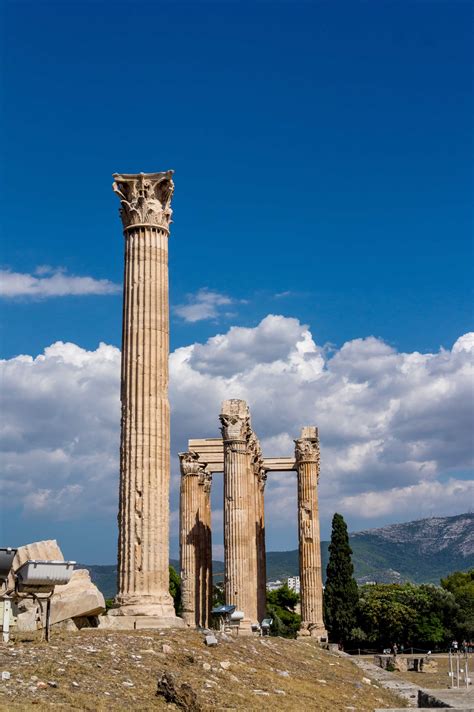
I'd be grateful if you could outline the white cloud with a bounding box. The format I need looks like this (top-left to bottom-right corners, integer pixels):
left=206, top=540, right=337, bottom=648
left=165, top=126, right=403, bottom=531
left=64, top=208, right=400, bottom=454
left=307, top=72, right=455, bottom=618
left=0, top=267, right=121, bottom=298
left=1, top=316, right=473, bottom=554
left=340, top=479, right=474, bottom=521
left=174, top=288, right=233, bottom=322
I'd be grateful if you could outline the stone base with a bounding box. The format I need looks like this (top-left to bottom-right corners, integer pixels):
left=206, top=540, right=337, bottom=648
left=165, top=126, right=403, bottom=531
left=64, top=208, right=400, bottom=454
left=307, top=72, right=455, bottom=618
left=298, top=625, right=328, bottom=642
left=109, top=592, right=177, bottom=619
left=98, top=614, right=185, bottom=630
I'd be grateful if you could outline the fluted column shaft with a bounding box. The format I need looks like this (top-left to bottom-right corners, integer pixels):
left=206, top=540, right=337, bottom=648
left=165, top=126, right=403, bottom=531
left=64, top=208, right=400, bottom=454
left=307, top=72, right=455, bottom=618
left=199, top=473, right=213, bottom=628
left=221, top=400, right=257, bottom=631
left=295, top=427, right=327, bottom=639
left=112, top=171, right=178, bottom=620
left=179, top=452, right=213, bottom=628
left=179, top=457, right=201, bottom=626
left=256, top=471, right=267, bottom=622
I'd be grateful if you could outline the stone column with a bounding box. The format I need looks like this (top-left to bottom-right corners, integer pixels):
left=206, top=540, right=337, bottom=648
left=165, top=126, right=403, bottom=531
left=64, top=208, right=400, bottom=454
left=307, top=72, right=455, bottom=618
left=248, top=434, right=267, bottom=623
left=220, top=399, right=257, bottom=631
left=295, top=426, right=327, bottom=640
left=179, top=452, right=213, bottom=628
left=111, top=172, right=181, bottom=623
left=255, top=465, right=267, bottom=623
left=199, top=468, right=213, bottom=628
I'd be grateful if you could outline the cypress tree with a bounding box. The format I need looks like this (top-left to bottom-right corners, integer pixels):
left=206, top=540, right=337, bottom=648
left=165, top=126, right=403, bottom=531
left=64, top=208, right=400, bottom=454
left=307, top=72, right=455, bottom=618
left=324, top=512, right=359, bottom=645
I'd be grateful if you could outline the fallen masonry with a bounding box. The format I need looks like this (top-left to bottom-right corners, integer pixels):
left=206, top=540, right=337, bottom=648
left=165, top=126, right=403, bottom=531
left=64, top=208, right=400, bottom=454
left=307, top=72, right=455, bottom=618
left=5, top=540, right=105, bottom=632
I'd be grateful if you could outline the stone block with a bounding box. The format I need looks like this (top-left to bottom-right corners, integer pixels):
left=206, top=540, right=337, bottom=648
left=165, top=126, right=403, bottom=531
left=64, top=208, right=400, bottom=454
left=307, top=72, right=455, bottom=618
left=48, top=569, right=105, bottom=624
left=9, top=541, right=105, bottom=630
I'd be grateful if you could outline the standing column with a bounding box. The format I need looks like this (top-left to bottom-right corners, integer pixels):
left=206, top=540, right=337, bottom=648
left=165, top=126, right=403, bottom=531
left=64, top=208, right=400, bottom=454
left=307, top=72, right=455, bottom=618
left=198, top=468, right=213, bottom=628
left=249, top=435, right=266, bottom=623
left=179, top=452, right=213, bottom=628
left=295, top=426, right=327, bottom=640
left=255, top=464, right=267, bottom=623
left=111, top=172, right=180, bottom=623
left=179, top=452, right=202, bottom=627
left=220, top=399, right=257, bottom=631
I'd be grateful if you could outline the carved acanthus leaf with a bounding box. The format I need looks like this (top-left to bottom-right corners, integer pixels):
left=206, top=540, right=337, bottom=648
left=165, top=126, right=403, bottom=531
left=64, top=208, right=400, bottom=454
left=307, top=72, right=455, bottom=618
left=199, top=471, right=212, bottom=494
left=219, top=414, right=249, bottom=442
left=294, top=435, right=320, bottom=466
left=112, top=171, right=174, bottom=231
left=179, top=450, right=203, bottom=477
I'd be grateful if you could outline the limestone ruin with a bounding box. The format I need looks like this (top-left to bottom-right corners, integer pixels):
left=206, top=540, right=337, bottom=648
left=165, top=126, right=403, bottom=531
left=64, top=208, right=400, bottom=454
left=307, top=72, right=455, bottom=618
left=9, top=540, right=105, bottom=632
left=106, top=171, right=326, bottom=636
left=179, top=399, right=327, bottom=639
left=110, top=171, right=183, bottom=627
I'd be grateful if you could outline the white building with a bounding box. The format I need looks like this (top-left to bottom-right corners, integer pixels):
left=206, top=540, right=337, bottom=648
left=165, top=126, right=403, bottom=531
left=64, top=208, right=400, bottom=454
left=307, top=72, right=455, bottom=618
left=287, top=576, right=300, bottom=594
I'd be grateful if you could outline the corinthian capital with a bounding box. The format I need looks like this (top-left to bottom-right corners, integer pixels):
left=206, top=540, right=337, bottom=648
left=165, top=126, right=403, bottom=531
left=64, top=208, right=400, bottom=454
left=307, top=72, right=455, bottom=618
left=179, top=450, right=203, bottom=477
left=198, top=470, right=212, bottom=494
left=219, top=399, right=250, bottom=442
left=112, top=171, right=174, bottom=231
left=294, top=426, right=320, bottom=466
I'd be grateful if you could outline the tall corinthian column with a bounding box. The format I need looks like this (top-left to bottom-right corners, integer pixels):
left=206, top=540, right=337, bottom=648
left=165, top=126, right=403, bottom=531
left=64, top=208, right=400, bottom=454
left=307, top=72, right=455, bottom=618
left=256, top=465, right=267, bottom=623
left=295, top=426, right=327, bottom=640
left=111, top=171, right=181, bottom=623
left=220, top=399, right=256, bottom=632
left=179, top=452, right=213, bottom=628
left=249, top=435, right=267, bottom=623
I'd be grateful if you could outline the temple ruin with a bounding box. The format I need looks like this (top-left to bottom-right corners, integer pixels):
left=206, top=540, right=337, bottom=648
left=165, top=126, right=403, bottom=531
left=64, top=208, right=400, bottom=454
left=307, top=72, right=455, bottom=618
left=110, top=171, right=183, bottom=627
left=179, top=399, right=327, bottom=639
left=108, top=171, right=326, bottom=637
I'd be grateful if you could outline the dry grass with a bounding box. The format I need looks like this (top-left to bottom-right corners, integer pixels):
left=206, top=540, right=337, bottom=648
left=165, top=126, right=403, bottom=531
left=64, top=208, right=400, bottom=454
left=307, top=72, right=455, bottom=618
left=0, top=629, right=409, bottom=711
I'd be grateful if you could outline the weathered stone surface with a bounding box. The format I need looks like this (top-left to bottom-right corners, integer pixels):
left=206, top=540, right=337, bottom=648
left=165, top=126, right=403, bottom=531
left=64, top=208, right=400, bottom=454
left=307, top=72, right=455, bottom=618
left=98, top=615, right=181, bottom=630
left=204, top=634, right=218, bottom=646
left=179, top=451, right=212, bottom=628
left=295, top=427, right=327, bottom=641
left=9, top=541, right=104, bottom=631
left=220, top=399, right=258, bottom=631
left=15, top=572, right=105, bottom=631
left=111, top=172, right=182, bottom=625
left=48, top=569, right=105, bottom=624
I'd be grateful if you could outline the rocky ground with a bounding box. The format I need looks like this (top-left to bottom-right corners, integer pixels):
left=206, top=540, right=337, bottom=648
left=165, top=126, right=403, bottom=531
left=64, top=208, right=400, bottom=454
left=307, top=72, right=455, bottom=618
left=0, top=628, right=408, bottom=711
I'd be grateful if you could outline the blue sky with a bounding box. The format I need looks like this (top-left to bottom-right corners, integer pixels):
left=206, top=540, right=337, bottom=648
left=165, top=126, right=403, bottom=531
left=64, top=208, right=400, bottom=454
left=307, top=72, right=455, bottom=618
left=1, top=1, right=473, bottom=563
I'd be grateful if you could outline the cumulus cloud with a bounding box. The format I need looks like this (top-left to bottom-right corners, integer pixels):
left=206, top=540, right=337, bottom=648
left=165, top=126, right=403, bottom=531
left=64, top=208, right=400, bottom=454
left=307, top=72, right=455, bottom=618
left=0, top=341, right=121, bottom=519
left=0, top=266, right=121, bottom=298
left=174, top=288, right=234, bottom=322
left=1, top=316, right=473, bottom=553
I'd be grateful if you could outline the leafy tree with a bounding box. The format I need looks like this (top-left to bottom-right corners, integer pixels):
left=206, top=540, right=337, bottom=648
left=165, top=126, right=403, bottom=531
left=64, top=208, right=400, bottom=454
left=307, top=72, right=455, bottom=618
left=356, top=582, right=458, bottom=649
left=266, top=583, right=301, bottom=638
left=169, top=565, right=182, bottom=615
left=212, top=582, right=225, bottom=607
left=441, top=569, right=474, bottom=640
left=324, top=513, right=359, bottom=645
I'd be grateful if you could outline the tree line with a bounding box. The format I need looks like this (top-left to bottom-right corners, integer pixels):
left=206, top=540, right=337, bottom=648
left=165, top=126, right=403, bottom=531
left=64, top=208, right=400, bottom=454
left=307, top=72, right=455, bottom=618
left=323, top=513, right=474, bottom=651
left=159, top=513, right=473, bottom=648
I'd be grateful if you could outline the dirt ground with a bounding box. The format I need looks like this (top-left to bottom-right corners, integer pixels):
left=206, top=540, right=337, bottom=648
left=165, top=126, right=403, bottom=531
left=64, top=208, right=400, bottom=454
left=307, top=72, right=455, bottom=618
left=0, top=628, right=409, bottom=711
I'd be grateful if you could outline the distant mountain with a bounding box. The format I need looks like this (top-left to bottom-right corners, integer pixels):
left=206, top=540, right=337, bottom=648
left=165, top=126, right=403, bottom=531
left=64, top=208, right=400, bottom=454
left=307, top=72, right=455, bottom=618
left=81, top=560, right=225, bottom=600
left=267, top=513, right=474, bottom=585
left=349, top=512, right=474, bottom=583
left=83, top=513, right=473, bottom=598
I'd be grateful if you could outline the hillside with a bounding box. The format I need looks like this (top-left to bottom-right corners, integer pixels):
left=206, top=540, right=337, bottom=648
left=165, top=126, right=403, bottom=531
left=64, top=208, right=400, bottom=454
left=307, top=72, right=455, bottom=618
left=84, top=513, right=474, bottom=597
left=267, top=513, right=474, bottom=585
left=0, top=628, right=407, bottom=711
